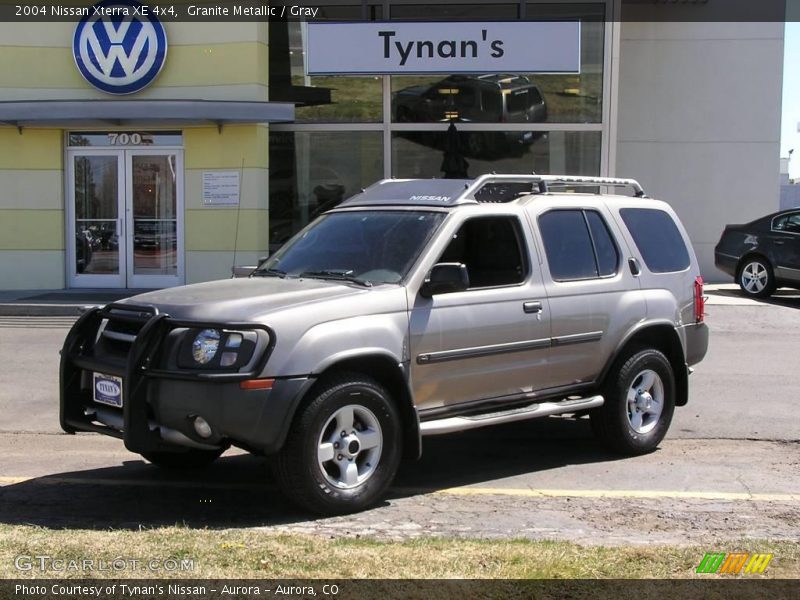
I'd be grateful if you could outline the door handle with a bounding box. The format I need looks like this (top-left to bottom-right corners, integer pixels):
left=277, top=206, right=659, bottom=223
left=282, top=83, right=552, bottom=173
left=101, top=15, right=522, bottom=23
left=523, top=301, right=543, bottom=314
left=628, top=257, right=641, bottom=276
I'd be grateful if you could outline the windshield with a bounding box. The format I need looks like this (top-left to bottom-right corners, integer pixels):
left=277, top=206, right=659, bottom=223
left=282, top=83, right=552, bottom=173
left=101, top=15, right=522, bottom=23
left=256, top=210, right=446, bottom=285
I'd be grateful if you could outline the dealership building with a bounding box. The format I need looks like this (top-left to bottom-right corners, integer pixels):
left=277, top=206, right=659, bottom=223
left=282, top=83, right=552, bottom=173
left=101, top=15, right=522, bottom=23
left=0, top=0, right=785, bottom=290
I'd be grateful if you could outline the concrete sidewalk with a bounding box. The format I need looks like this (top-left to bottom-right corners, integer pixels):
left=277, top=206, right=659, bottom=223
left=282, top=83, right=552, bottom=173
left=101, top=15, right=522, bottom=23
left=0, top=289, right=153, bottom=316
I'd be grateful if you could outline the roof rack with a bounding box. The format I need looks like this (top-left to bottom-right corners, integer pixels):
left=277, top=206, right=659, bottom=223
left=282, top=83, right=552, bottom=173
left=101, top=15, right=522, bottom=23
left=337, top=174, right=646, bottom=209
left=461, top=173, right=646, bottom=202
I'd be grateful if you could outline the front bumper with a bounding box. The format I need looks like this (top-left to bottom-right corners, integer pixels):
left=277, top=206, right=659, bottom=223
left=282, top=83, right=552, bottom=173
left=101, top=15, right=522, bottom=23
left=60, top=303, right=310, bottom=455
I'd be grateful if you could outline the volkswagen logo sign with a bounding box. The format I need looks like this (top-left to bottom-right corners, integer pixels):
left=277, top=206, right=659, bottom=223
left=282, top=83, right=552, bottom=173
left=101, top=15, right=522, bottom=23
left=73, top=0, right=167, bottom=95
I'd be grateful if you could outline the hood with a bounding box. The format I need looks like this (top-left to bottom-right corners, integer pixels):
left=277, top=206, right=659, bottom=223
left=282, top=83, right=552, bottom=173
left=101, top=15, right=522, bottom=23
left=120, top=277, right=373, bottom=322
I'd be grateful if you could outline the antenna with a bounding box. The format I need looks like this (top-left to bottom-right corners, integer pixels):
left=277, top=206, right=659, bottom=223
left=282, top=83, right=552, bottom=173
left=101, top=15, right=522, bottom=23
left=231, top=157, right=245, bottom=276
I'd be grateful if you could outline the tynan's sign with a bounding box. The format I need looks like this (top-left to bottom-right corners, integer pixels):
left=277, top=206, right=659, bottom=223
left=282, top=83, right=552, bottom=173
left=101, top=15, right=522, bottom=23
left=306, top=22, right=581, bottom=75
left=73, top=0, right=168, bottom=95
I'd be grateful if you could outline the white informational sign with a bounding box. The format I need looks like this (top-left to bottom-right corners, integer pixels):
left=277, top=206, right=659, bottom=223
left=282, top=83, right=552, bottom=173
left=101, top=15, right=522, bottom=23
left=202, top=171, right=240, bottom=206
left=306, top=21, right=581, bottom=75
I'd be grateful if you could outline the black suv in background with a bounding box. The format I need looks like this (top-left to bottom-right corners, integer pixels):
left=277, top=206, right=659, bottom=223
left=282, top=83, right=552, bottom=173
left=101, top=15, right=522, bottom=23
left=393, top=74, right=547, bottom=157
left=715, top=208, right=800, bottom=298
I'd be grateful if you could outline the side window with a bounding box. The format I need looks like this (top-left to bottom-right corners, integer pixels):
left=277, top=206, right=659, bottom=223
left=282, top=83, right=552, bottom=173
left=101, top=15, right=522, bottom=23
left=538, top=210, right=620, bottom=281
left=438, top=216, right=527, bottom=288
left=586, top=211, right=619, bottom=276
left=772, top=215, right=788, bottom=231
left=620, top=208, right=691, bottom=273
left=786, top=214, right=800, bottom=233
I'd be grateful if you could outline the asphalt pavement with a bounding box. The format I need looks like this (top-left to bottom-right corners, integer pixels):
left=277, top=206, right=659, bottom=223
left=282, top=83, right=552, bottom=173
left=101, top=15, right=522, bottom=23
left=0, top=286, right=798, bottom=545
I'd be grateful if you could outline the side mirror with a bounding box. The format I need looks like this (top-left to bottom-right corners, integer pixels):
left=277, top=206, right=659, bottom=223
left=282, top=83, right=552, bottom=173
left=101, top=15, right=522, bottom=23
left=420, top=263, right=470, bottom=298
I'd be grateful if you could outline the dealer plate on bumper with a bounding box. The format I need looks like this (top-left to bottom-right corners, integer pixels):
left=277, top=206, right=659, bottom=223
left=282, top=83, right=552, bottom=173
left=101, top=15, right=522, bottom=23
left=93, top=373, right=123, bottom=408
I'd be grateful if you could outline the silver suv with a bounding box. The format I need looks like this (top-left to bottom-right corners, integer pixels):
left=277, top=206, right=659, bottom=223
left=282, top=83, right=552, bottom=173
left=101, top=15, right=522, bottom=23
left=60, top=174, right=709, bottom=515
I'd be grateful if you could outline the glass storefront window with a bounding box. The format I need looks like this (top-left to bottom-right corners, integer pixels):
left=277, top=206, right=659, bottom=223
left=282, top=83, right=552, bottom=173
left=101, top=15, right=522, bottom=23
left=392, top=130, right=601, bottom=178
left=270, top=18, right=383, bottom=123
left=269, top=131, right=384, bottom=250
left=390, top=13, right=604, bottom=124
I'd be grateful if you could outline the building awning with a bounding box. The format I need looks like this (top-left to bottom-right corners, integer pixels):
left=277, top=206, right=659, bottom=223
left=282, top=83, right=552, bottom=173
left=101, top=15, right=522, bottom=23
left=0, top=100, right=295, bottom=129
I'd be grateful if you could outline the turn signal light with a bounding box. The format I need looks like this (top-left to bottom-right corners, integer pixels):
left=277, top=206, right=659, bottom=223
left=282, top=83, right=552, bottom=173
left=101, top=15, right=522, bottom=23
left=240, top=378, right=274, bottom=391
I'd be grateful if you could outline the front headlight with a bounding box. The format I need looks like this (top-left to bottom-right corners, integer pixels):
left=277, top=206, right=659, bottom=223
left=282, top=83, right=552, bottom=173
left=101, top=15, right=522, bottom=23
left=192, top=329, right=221, bottom=365
left=178, top=327, right=263, bottom=371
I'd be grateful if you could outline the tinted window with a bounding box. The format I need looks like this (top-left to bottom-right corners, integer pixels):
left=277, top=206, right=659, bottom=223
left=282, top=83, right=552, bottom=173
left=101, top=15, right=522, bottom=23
left=773, top=213, right=800, bottom=233
left=506, top=90, right=530, bottom=114
left=539, top=210, right=598, bottom=280
left=585, top=211, right=619, bottom=276
left=439, top=217, right=527, bottom=288
left=620, top=208, right=690, bottom=273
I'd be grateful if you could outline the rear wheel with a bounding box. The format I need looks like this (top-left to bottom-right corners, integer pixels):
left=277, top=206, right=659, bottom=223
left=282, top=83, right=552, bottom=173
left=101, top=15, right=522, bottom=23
left=274, top=373, right=402, bottom=515
left=738, top=257, right=776, bottom=298
left=141, top=447, right=225, bottom=470
left=592, top=348, right=676, bottom=455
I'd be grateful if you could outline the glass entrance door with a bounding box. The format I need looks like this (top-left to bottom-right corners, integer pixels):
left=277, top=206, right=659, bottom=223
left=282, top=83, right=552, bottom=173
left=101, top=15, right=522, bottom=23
left=68, top=151, right=125, bottom=288
left=125, top=150, right=182, bottom=289
left=68, top=146, right=183, bottom=289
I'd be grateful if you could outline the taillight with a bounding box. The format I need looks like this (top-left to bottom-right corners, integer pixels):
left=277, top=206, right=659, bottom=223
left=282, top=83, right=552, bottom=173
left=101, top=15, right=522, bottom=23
left=694, top=276, right=705, bottom=323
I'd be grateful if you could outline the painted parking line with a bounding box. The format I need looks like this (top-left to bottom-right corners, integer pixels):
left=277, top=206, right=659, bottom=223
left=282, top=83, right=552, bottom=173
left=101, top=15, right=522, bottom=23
left=1, top=475, right=798, bottom=502
left=416, top=487, right=800, bottom=502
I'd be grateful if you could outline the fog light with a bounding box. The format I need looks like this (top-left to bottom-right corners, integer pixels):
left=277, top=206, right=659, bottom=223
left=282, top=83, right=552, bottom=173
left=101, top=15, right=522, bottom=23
left=192, top=416, right=213, bottom=439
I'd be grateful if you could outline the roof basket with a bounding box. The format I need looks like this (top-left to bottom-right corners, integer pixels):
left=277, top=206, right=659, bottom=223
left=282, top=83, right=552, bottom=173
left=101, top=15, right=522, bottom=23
left=462, top=174, right=646, bottom=202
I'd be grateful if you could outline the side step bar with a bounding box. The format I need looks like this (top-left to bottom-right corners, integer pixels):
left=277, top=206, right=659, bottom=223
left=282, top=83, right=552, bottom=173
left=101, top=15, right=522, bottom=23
left=420, top=395, right=604, bottom=436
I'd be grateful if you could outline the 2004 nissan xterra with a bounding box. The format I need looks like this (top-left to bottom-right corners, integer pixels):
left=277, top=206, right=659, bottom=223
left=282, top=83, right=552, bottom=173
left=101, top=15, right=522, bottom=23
left=60, top=174, right=709, bottom=514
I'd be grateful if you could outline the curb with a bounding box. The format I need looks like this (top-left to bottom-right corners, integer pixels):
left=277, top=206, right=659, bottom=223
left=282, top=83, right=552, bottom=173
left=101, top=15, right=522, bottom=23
left=0, top=304, right=98, bottom=317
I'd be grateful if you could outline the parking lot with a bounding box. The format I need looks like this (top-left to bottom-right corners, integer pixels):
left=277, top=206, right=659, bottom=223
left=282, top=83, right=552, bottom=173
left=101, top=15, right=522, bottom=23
left=0, top=286, right=798, bottom=545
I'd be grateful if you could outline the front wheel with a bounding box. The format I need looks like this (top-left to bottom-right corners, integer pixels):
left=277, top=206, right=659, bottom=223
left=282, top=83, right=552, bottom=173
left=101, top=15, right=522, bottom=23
left=274, top=373, right=402, bottom=515
left=738, top=257, right=776, bottom=298
left=591, top=348, right=676, bottom=455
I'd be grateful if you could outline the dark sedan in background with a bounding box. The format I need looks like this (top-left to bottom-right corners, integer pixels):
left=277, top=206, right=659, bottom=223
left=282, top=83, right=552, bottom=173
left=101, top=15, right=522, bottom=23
left=715, top=208, right=800, bottom=298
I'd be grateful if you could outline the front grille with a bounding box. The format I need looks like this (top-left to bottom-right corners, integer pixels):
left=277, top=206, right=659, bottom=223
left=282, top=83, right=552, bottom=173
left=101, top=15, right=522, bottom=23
left=94, top=304, right=158, bottom=364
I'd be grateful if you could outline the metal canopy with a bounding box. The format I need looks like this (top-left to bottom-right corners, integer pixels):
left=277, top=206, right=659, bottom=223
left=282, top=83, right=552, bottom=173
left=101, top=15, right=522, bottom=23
left=0, top=100, right=295, bottom=128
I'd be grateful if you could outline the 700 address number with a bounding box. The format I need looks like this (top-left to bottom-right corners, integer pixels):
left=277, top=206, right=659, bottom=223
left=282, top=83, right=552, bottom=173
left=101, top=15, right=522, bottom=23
left=108, top=133, right=144, bottom=146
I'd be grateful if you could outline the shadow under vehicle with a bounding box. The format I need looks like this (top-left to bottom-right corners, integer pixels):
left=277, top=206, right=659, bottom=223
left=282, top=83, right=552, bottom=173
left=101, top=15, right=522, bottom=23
left=715, top=208, right=800, bottom=298
left=393, top=74, right=547, bottom=158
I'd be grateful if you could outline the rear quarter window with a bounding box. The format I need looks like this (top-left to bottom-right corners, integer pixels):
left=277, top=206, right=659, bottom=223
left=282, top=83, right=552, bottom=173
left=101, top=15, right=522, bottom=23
left=620, top=208, right=690, bottom=273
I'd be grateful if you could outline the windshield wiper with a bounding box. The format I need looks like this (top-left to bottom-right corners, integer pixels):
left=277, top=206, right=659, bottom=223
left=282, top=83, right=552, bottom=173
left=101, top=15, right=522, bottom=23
left=299, top=269, right=373, bottom=288
left=252, top=267, right=287, bottom=278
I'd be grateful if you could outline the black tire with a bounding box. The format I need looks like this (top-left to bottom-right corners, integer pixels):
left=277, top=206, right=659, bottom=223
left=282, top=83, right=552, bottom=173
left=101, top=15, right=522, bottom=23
left=737, top=257, right=776, bottom=298
left=141, top=447, right=225, bottom=470
left=591, top=348, right=676, bottom=455
left=274, top=372, right=402, bottom=515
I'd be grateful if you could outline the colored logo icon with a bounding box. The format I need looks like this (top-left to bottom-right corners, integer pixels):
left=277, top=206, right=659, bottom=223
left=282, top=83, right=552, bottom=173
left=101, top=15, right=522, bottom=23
left=73, top=0, right=167, bottom=95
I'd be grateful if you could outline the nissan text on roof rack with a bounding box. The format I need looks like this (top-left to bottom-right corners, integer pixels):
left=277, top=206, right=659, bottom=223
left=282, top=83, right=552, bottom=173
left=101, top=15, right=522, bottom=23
left=60, top=174, right=709, bottom=515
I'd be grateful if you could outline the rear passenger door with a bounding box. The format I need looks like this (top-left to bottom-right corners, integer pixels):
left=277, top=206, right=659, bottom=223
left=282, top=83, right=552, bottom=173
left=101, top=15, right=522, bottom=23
left=771, top=212, right=800, bottom=283
left=530, top=204, right=646, bottom=388
left=409, top=214, right=553, bottom=412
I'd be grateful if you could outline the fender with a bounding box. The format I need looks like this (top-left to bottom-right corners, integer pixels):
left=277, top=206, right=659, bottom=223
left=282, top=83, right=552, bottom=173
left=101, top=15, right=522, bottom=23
left=599, top=319, right=689, bottom=406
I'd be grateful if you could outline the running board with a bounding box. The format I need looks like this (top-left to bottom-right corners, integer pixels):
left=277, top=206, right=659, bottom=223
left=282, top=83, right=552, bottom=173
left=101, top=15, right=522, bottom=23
left=419, top=395, right=604, bottom=436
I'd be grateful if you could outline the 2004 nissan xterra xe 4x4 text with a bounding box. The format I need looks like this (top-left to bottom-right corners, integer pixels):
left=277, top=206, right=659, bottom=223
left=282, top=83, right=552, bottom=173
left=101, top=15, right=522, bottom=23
left=60, top=174, right=709, bottom=515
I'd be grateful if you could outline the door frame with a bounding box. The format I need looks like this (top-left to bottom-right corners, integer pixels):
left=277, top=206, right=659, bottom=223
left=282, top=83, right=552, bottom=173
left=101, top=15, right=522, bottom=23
left=66, top=148, right=126, bottom=289
left=124, top=148, right=185, bottom=289
left=66, top=143, right=185, bottom=289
